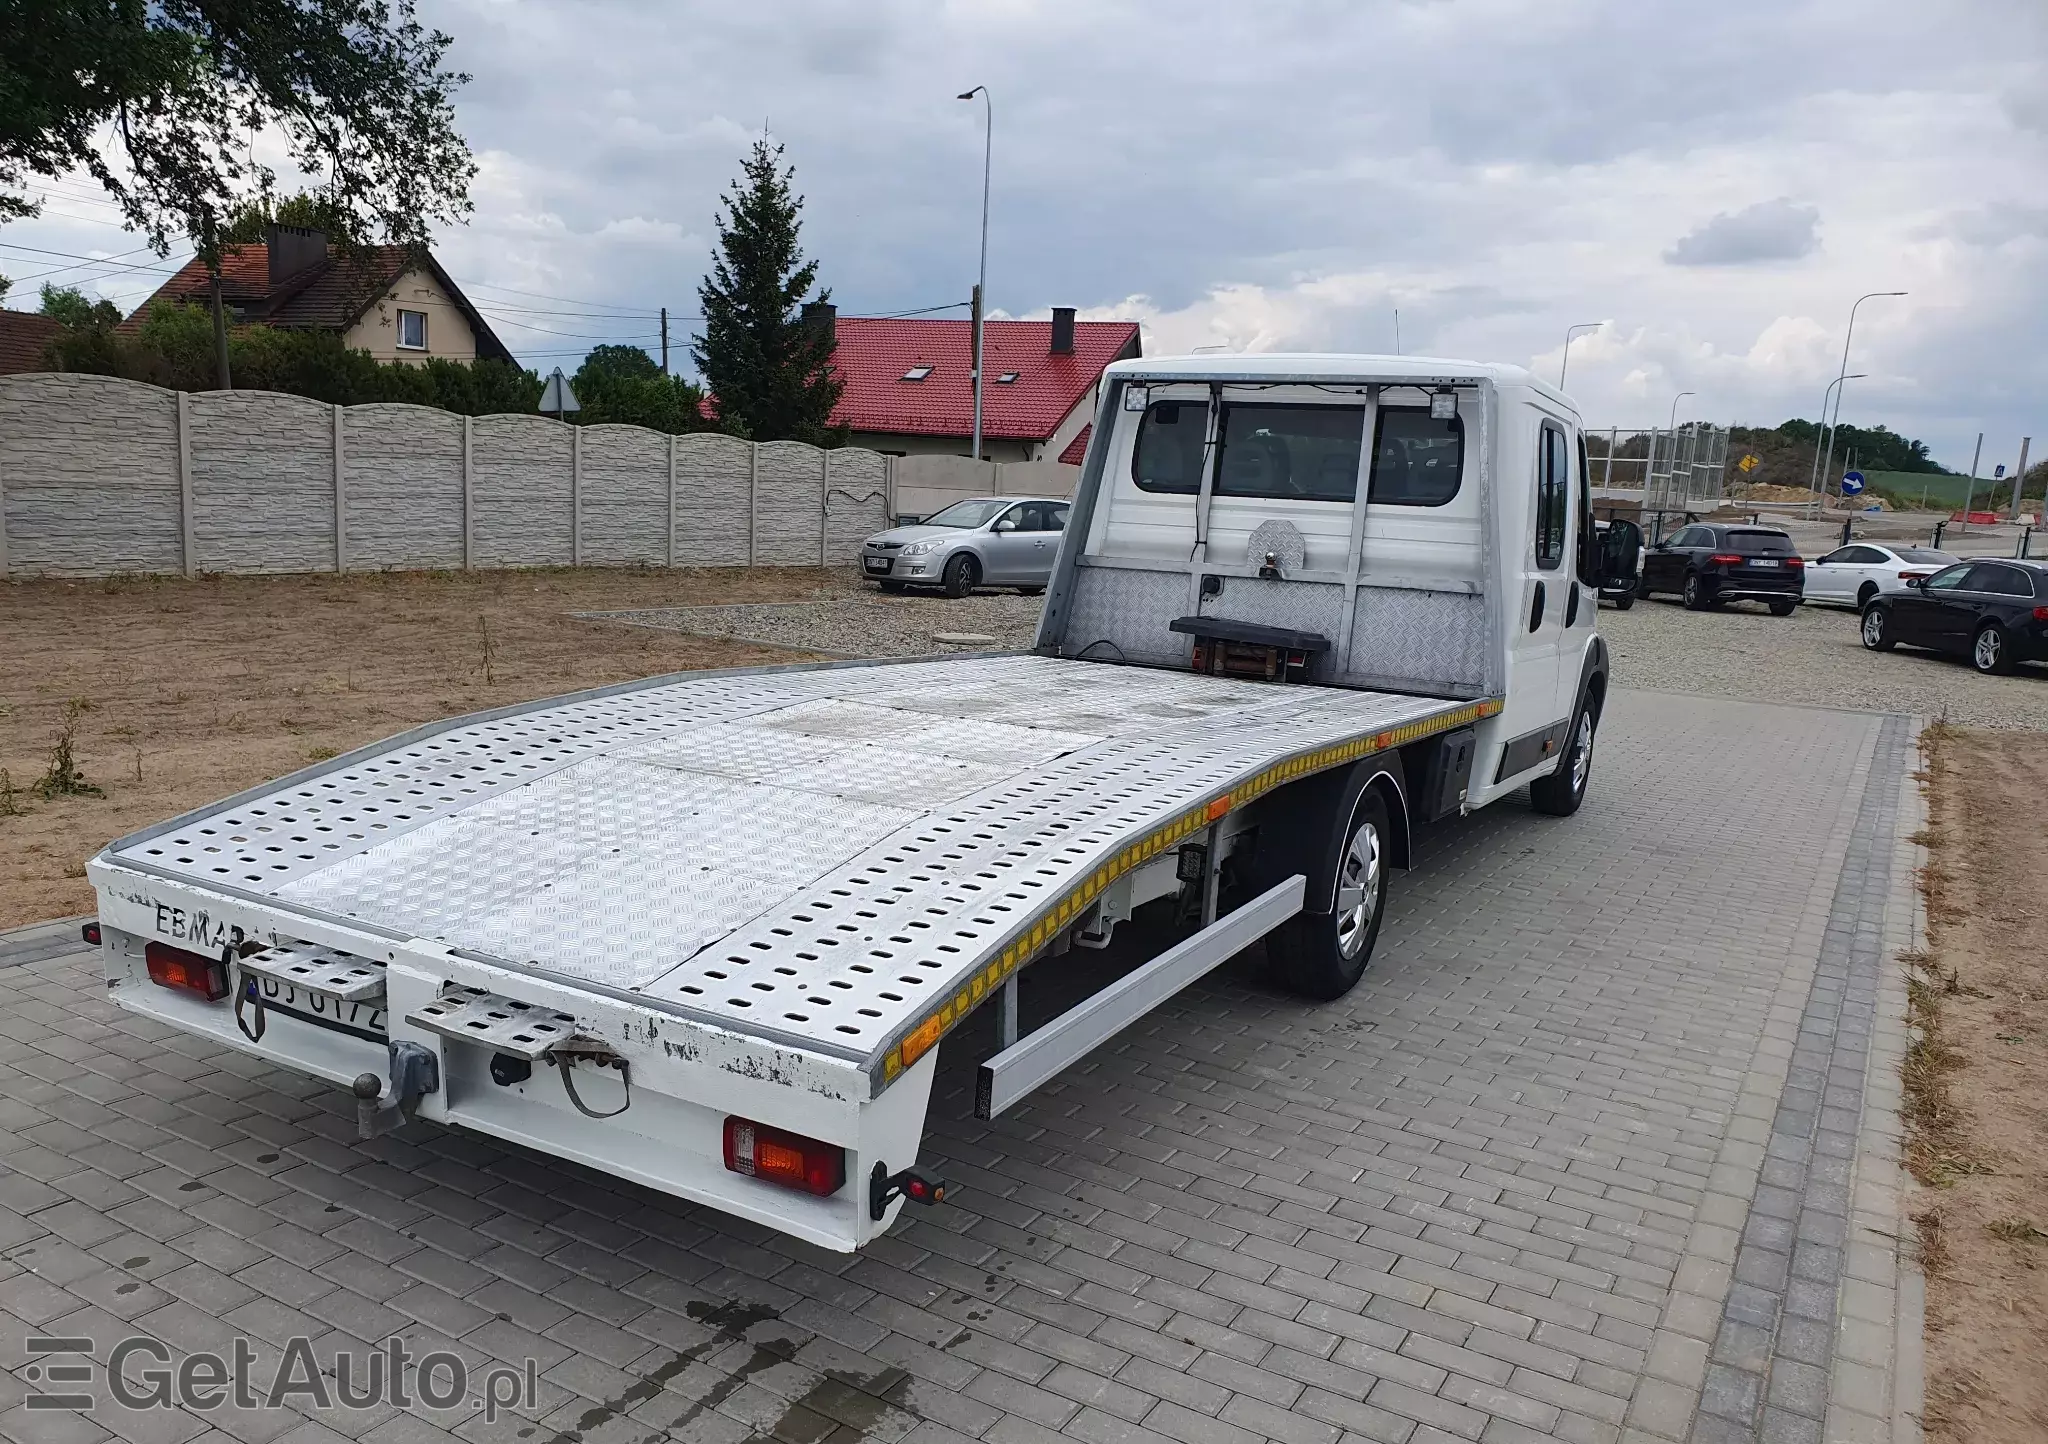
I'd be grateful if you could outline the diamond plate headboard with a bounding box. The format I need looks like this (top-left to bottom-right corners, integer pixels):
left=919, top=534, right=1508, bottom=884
left=1059, top=565, right=1189, bottom=666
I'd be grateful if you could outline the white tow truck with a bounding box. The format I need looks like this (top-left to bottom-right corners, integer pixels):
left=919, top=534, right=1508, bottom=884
left=86, top=355, right=1618, bottom=1252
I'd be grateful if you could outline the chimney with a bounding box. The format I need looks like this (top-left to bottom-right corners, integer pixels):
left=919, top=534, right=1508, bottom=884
left=803, top=301, right=837, bottom=346
left=1050, top=306, right=1076, bottom=355
left=266, top=223, right=328, bottom=285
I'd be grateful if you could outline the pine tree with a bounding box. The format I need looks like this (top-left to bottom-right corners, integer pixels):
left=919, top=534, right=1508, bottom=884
left=693, top=140, right=844, bottom=444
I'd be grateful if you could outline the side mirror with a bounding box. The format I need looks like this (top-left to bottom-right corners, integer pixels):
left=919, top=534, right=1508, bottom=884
left=992, top=518, right=1016, bottom=533
left=1905, top=577, right=1924, bottom=589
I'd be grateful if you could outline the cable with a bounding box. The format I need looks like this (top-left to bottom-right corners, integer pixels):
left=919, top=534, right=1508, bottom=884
left=874, top=301, right=971, bottom=318
left=459, top=277, right=669, bottom=313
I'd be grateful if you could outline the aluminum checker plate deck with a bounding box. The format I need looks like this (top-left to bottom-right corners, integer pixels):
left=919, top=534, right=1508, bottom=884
left=102, top=654, right=1493, bottom=1088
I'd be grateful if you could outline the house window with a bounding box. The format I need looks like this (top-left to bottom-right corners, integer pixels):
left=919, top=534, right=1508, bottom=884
left=397, top=309, right=428, bottom=350
left=901, top=365, right=933, bottom=381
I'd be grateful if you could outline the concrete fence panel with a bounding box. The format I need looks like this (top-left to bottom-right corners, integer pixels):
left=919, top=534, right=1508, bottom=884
left=471, top=414, right=573, bottom=568
left=187, top=391, right=337, bottom=574
left=825, top=449, right=888, bottom=563
left=343, top=403, right=465, bottom=571
left=673, top=432, right=753, bottom=566
left=0, top=373, right=183, bottom=576
left=579, top=424, right=669, bottom=567
left=753, top=440, right=826, bottom=568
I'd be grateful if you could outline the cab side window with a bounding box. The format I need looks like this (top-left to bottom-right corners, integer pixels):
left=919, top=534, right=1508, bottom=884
left=1574, top=433, right=1598, bottom=588
left=1535, top=424, right=1568, bottom=571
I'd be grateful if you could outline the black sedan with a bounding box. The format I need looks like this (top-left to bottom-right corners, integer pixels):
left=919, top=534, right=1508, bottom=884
left=1637, top=523, right=1804, bottom=613
left=1860, top=558, right=2048, bottom=675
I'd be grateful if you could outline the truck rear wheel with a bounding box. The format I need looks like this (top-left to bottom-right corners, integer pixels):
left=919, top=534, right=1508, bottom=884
left=1268, top=791, right=1391, bottom=1001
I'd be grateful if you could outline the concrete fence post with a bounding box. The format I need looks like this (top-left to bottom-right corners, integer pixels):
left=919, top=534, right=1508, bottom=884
left=819, top=449, right=830, bottom=568
left=748, top=443, right=759, bottom=567
left=0, top=402, right=10, bottom=580
left=461, top=414, right=474, bottom=571
left=333, top=404, right=347, bottom=573
left=571, top=424, right=583, bottom=567
left=177, top=391, right=197, bottom=578
left=667, top=433, right=678, bottom=568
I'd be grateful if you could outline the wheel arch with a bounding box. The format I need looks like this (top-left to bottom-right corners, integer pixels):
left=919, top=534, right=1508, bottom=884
left=1247, top=752, right=1411, bottom=914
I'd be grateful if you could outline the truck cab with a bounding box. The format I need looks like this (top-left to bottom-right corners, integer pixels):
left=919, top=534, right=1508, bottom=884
left=1038, top=354, right=1612, bottom=807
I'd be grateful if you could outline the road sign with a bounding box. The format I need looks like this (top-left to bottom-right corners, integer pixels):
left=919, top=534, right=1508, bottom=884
left=1737, top=453, right=1760, bottom=473
left=1994, top=464, right=2006, bottom=479
left=539, top=369, right=581, bottom=416
left=1840, top=469, right=1865, bottom=496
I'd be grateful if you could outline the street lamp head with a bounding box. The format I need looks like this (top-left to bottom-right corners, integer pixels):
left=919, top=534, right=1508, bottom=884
left=957, top=87, right=984, bottom=100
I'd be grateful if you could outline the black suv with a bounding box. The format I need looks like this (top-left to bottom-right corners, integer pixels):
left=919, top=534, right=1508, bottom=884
left=1637, top=523, right=1804, bottom=613
left=1861, top=558, right=2048, bottom=675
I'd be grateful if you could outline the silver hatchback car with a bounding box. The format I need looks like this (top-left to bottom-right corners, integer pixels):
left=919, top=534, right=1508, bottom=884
left=860, top=496, right=1071, bottom=597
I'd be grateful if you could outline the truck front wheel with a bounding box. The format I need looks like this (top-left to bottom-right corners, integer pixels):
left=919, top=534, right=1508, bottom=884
left=1531, top=700, right=1596, bottom=816
left=1269, top=791, right=1392, bottom=1001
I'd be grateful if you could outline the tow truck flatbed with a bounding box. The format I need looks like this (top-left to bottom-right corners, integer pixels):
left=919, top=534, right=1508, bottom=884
left=89, top=354, right=1621, bottom=1249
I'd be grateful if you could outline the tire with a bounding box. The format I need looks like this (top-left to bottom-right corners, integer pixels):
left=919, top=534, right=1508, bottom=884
left=1769, top=598, right=1797, bottom=617
left=940, top=553, right=979, bottom=599
left=1857, top=581, right=1879, bottom=609
left=1682, top=572, right=1710, bottom=610
left=1268, top=790, right=1392, bottom=1002
left=1612, top=590, right=1635, bottom=611
left=878, top=580, right=906, bottom=594
left=1972, top=622, right=2016, bottom=675
left=1861, top=606, right=1896, bottom=651
left=1530, top=700, right=1596, bottom=817
left=1016, top=585, right=1045, bottom=597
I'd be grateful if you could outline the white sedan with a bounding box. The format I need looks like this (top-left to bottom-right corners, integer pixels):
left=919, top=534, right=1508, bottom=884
left=1803, top=543, right=1959, bottom=610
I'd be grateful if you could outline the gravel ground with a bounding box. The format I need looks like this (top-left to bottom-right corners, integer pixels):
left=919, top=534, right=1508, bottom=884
left=595, top=570, right=2048, bottom=731
left=1604, top=593, right=2048, bottom=730
left=588, top=576, right=1045, bottom=657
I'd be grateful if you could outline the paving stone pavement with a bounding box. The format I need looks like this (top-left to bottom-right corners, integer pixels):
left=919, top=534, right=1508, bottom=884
left=0, top=688, right=1921, bottom=1444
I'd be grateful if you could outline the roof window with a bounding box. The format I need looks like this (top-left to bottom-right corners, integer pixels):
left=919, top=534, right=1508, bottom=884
left=901, top=365, right=933, bottom=382
left=996, top=371, right=1019, bottom=383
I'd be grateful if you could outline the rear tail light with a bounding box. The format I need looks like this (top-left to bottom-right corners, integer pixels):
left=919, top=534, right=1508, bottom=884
left=723, top=1117, right=845, bottom=1197
left=2033, top=606, right=2048, bottom=623
left=80, top=921, right=101, bottom=947
left=1708, top=554, right=1742, bottom=565
left=1899, top=571, right=1930, bottom=581
left=144, top=942, right=229, bottom=1001
left=1784, top=557, right=1804, bottom=567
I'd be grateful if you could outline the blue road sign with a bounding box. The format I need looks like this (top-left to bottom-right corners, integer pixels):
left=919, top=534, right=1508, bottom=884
left=1841, top=470, right=1865, bottom=496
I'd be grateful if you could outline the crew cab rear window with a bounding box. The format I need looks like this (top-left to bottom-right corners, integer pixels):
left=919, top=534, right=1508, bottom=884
left=1726, top=529, right=1794, bottom=554
left=1132, top=400, right=1460, bottom=504
left=1369, top=409, right=1464, bottom=506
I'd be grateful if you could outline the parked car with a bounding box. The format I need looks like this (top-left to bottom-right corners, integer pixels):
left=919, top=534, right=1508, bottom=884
left=1593, top=517, right=1644, bottom=608
left=1636, top=523, right=1804, bottom=613
left=1860, top=558, right=2048, bottom=675
left=861, top=496, right=1071, bottom=597
left=1804, top=543, right=1958, bottom=609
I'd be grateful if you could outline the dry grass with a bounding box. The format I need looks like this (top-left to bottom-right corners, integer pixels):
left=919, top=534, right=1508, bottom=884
left=1903, top=723, right=2048, bottom=1444
left=0, top=565, right=839, bottom=927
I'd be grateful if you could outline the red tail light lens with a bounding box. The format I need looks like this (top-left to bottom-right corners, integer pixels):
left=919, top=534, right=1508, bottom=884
left=1899, top=571, right=1930, bottom=581
left=723, top=1117, right=845, bottom=1197
left=2033, top=606, right=2048, bottom=623
left=1708, top=554, right=1742, bottom=565
left=1783, top=557, right=1804, bottom=568
left=144, top=942, right=229, bottom=1001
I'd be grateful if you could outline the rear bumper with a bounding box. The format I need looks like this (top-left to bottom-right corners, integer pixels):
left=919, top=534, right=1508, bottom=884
left=1707, top=575, right=1803, bottom=600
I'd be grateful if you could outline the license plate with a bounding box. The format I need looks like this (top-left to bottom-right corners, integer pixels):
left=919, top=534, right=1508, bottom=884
left=250, top=977, right=388, bottom=1038
left=1748, top=559, right=1780, bottom=568
left=863, top=557, right=890, bottom=573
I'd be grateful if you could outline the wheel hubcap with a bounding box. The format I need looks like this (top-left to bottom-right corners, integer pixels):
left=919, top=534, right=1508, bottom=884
left=1977, top=631, right=2000, bottom=668
left=1570, top=712, right=1594, bottom=793
left=1333, top=819, right=1382, bottom=960
left=1863, top=611, right=1883, bottom=646
left=1684, top=577, right=1697, bottom=604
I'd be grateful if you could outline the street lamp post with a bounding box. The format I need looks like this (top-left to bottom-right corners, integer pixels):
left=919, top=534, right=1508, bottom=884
left=1558, top=322, right=1603, bottom=390
left=1669, top=391, right=1694, bottom=431
left=1810, top=290, right=1906, bottom=500
left=1806, top=373, right=1866, bottom=503
left=957, top=86, right=992, bottom=462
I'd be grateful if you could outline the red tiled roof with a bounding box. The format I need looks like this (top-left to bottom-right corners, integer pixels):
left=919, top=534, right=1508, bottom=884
left=0, top=310, right=64, bottom=375
left=1057, top=424, right=1092, bottom=466
left=120, top=242, right=513, bottom=362
left=830, top=317, right=1138, bottom=442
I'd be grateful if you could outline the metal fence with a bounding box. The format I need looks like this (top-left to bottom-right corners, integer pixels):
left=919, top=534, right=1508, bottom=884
left=1587, top=424, right=1731, bottom=517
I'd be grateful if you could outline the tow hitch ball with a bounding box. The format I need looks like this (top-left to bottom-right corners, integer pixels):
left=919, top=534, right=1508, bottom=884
left=869, top=1162, right=947, bottom=1220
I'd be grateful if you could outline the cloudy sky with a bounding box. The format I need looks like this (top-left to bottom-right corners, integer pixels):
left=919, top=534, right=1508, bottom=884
left=4, top=0, right=2041, bottom=471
